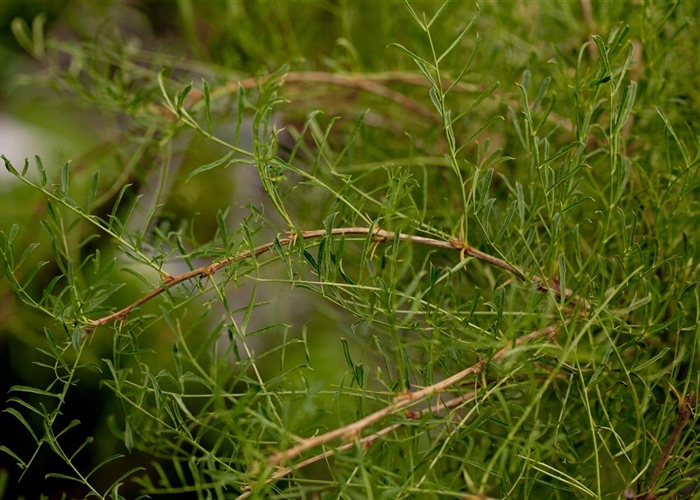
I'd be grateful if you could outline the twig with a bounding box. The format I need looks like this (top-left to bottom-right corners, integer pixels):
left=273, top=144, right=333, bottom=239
left=269, top=325, right=558, bottom=465
left=236, top=392, right=477, bottom=499
left=189, top=71, right=438, bottom=120
left=86, top=228, right=579, bottom=331
left=642, top=391, right=697, bottom=500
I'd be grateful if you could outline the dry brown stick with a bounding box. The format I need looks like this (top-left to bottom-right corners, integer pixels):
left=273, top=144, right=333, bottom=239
left=165, top=70, right=578, bottom=143
left=269, top=325, right=558, bottom=465
left=236, top=392, right=477, bottom=499
left=200, top=71, right=437, bottom=120
left=86, top=227, right=575, bottom=331
left=642, top=391, right=698, bottom=500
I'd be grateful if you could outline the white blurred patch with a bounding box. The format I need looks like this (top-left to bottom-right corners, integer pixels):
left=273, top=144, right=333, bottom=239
left=0, top=113, right=58, bottom=189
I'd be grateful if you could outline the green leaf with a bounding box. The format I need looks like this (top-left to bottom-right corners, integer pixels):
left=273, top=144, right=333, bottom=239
left=303, top=249, right=319, bottom=274
left=452, top=81, right=499, bottom=124
left=592, top=34, right=611, bottom=75
left=31, top=13, right=46, bottom=58
left=558, top=254, right=567, bottom=304
left=341, top=337, right=354, bottom=372
left=494, top=200, right=517, bottom=244
left=587, top=74, right=611, bottom=88
left=7, top=223, right=19, bottom=245
left=656, top=106, right=689, bottom=165
left=202, top=78, right=212, bottom=135
left=44, top=328, right=66, bottom=364
left=437, top=7, right=479, bottom=63
left=60, top=160, right=70, bottom=192
left=533, top=77, right=551, bottom=109
left=39, top=274, right=63, bottom=306
left=1, top=155, right=18, bottom=176
left=0, top=445, right=27, bottom=469
left=35, top=155, right=47, bottom=186
left=428, top=87, right=442, bottom=116
left=273, top=236, right=293, bottom=279
left=9, top=385, right=61, bottom=398
left=16, top=241, right=39, bottom=268
left=427, top=1, right=451, bottom=29
left=3, top=408, right=39, bottom=443
left=124, top=421, right=134, bottom=452
left=387, top=43, right=434, bottom=69
left=45, top=473, right=83, bottom=483
left=176, top=81, right=193, bottom=113
left=55, top=419, right=81, bottom=440
left=157, top=69, right=176, bottom=115
left=72, top=326, right=84, bottom=350
left=186, top=152, right=235, bottom=182
left=235, top=85, right=245, bottom=147
left=10, top=17, right=34, bottom=56
left=632, top=348, right=671, bottom=373
left=105, top=466, right=146, bottom=495
left=402, top=0, right=426, bottom=30
left=86, top=170, right=99, bottom=213
left=414, top=60, right=437, bottom=88
left=446, top=34, right=482, bottom=95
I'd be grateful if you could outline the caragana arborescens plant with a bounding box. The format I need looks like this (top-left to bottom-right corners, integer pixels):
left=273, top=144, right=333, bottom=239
left=1, top=1, right=699, bottom=499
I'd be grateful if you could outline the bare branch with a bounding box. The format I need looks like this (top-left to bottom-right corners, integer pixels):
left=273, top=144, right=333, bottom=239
left=236, top=392, right=478, bottom=499
left=642, top=391, right=698, bottom=500
left=269, top=325, right=558, bottom=465
left=87, top=227, right=581, bottom=332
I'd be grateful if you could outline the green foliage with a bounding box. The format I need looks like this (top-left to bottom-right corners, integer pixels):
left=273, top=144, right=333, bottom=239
left=2, top=1, right=700, bottom=499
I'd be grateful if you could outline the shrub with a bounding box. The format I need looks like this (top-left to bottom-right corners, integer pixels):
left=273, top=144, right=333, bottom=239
left=1, top=1, right=699, bottom=499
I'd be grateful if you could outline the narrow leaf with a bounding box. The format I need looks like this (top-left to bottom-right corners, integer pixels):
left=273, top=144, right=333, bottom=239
left=0, top=445, right=27, bottom=468
left=427, top=1, right=451, bottom=28
left=35, top=155, right=47, bottom=186
left=9, top=385, right=60, bottom=398
left=176, top=81, right=193, bottom=112
left=429, top=87, right=442, bottom=116
left=437, top=7, right=480, bottom=63
left=187, top=152, right=235, bottom=182
left=60, top=160, right=70, bottom=192
left=3, top=408, right=39, bottom=442
left=387, top=43, right=434, bottom=68
left=202, top=78, right=212, bottom=135
left=86, top=171, right=99, bottom=213
left=402, top=0, right=426, bottom=30
left=124, top=422, right=134, bottom=452
left=71, top=325, right=83, bottom=350
left=235, top=85, right=245, bottom=147
left=1, top=155, right=18, bottom=176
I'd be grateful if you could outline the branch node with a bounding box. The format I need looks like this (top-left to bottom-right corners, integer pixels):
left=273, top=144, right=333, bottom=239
left=202, top=266, right=217, bottom=276
left=342, top=428, right=360, bottom=441
left=393, top=391, right=415, bottom=403
left=284, top=230, right=299, bottom=246
left=449, top=237, right=465, bottom=250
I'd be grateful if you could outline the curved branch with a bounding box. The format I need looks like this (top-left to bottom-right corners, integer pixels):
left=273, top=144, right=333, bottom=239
left=236, top=391, right=478, bottom=499
left=87, top=227, right=580, bottom=331
left=269, top=325, right=558, bottom=465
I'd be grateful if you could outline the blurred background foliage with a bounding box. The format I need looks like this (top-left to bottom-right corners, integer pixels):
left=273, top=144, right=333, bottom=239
left=1, top=0, right=700, bottom=499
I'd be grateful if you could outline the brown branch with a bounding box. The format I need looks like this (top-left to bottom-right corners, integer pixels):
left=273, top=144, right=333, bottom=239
left=642, top=391, right=698, bottom=500
left=187, top=71, right=438, bottom=120
left=236, top=392, right=478, bottom=499
left=86, top=228, right=579, bottom=331
left=269, top=325, right=558, bottom=465
left=280, top=72, right=435, bottom=120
